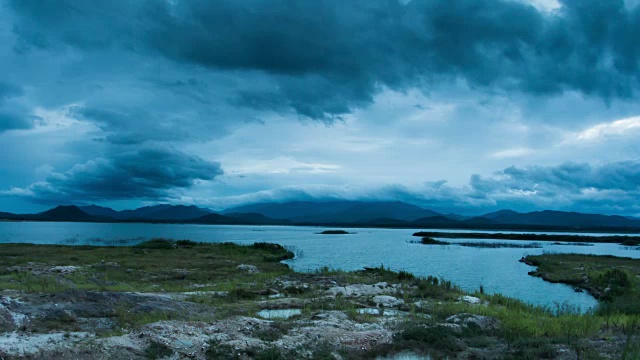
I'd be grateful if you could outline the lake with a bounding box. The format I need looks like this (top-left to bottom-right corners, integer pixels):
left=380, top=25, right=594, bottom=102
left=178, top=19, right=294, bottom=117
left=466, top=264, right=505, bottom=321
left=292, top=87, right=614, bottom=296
left=2, top=221, right=639, bottom=311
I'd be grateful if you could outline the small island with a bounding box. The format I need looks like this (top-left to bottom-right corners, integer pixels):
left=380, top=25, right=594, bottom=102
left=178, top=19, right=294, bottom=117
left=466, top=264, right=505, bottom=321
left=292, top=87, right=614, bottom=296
left=412, top=231, right=640, bottom=245
left=316, top=230, right=353, bottom=235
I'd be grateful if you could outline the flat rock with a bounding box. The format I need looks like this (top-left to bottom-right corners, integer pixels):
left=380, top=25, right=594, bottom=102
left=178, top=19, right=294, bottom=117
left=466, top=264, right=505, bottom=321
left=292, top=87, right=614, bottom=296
left=326, top=283, right=398, bottom=297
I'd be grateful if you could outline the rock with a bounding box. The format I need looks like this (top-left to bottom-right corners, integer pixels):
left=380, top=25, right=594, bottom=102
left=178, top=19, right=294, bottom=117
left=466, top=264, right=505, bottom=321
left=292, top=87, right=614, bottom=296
left=413, top=300, right=429, bottom=309
left=372, top=295, right=404, bottom=308
left=236, top=264, right=259, bottom=274
left=446, top=313, right=500, bottom=332
left=0, top=306, right=15, bottom=332
left=459, top=295, right=481, bottom=304
left=436, top=323, right=463, bottom=333
left=326, top=283, right=395, bottom=297
left=43, top=308, right=77, bottom=324
left=50, top=266, right=82, bottom=275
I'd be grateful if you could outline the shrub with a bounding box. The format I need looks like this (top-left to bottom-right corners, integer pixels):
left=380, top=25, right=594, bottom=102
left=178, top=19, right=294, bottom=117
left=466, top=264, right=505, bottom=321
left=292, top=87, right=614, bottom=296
left=135, top=239, right=175, bottom=249
left=205, top=339, right=240, bottom=360
left=397, top=323, right=464, bottom=353
left=144, top=341, right=174, bottom=359
left=175, top=239, right=199, bottom=248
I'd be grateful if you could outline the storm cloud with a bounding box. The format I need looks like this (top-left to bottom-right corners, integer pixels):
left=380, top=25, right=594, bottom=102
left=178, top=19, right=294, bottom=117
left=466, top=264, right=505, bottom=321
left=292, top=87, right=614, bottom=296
left=7, top=0, right=640, bottom=120
left=8, top=147, right=223, bottom=204
left=0, top=81, right=34, bottom=132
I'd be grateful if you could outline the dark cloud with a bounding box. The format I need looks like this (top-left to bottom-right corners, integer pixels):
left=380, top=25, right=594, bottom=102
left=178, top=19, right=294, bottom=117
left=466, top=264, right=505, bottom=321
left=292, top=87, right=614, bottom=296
left=0, top=81, right=33, bottom=132
left=8, top=0, right=640, bottom=120
left=67, top=103, right=222, bottom=144
left=0, top=82, right=23, bottom=101
left=459, top=160, right=640, bottom=213
left=472, top=161, right=640, bottom=195
left=13, top=146, right=223, bottom=203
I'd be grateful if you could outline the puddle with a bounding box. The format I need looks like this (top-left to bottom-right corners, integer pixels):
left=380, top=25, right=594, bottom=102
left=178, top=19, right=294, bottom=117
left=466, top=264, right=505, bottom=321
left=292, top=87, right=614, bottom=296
left=257, top=309, right=302, bottom=319
left=378, top=352, right=431, bottom=360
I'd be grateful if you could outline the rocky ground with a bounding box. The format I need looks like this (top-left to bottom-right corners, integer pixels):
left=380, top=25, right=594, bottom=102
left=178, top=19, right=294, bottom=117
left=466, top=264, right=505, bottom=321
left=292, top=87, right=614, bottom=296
left=0, top=241, right=634, bottom=359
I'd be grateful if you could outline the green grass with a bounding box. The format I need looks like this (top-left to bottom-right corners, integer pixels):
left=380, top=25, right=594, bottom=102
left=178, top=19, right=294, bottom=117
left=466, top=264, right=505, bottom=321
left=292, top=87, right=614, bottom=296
left=0, top=240, right=294, bottom=293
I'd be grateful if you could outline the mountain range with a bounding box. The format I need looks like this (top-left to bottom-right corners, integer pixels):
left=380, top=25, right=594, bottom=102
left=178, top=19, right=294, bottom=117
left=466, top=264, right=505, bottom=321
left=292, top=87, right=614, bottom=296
left=2, top=201, right=640, bottom=231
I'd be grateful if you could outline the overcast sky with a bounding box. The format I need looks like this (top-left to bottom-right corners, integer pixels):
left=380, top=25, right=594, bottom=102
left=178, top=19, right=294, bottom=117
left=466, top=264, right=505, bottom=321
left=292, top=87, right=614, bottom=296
left=1, top=0, right=640, bottom=215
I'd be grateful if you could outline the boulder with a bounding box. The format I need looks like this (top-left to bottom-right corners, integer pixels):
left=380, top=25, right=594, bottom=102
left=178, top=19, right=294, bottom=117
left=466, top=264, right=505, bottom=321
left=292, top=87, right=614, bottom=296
left=372, top=295, right=404, bottom=308
left=459, top=295, right=482, bottom=304
left=236, top=264, right=259, bottom=274
left=446, top=313, right=500, bottom=332
left=0, top=306, right=15, bottom=332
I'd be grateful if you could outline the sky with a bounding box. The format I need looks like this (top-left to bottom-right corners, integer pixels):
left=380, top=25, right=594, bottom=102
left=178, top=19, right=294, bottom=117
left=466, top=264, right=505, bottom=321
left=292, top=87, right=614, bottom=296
left=1, top=0, right=640, bottom=216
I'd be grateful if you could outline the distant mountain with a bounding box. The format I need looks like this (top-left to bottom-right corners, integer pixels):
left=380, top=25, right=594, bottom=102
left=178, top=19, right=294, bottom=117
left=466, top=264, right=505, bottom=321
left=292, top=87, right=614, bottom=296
left=480, top=210, right=519, bottom=220
left=0, top=211, right=18, bottom=220
left=443, top=213, right=469, bottom=221
left=80, top=205, right=123, bottom=219
left=116, top=205, right=211, bottom=221
left=80, top=204, right=214, bottom=221
left=6, top=203, right=640, bottom=230
left=223, top=201, right=442, bottom=223
left=224, top=212, right=288, bottom=225
left=412, top=215, right=459, bottom=225
left=473, top=210, right=640, bottom=228
left=191, top=213, right=244, bottom=224
left=37, top=206, right=96, bottom=221
left=365, top=217, right=409, bottom=226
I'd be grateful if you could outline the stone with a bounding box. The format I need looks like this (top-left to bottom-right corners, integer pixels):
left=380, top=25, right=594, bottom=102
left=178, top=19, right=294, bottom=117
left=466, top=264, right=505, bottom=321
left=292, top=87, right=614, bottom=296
left=372, top=295, right=404, bottom=308
left=236, top=264, right=259, bottom=274
left=459, top=295, right=481, bottom=304
left=0, top=306, right=15, bottom=332
left=446, top=313, right=501, bottom=332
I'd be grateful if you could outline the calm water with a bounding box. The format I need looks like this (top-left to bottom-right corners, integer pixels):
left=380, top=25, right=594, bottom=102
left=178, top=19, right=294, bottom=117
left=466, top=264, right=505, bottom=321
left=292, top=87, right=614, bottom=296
left=2, top=221, right=639, bottom=311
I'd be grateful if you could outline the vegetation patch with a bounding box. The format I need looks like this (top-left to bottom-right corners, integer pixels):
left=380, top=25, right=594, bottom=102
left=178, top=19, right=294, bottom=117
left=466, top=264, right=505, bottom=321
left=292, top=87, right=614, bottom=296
left=413, top=231, right=640, bottom=244
left=419, top=237, right=450, bottom=245
left=144, top=340, right=174, bottom=359
left=457, top=241, right=542, bottom=248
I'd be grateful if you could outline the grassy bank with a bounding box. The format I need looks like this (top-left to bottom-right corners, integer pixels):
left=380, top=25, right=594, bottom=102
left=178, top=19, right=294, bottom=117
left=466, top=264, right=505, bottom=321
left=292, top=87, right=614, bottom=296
left=0, top=239, right=294, bottom=293
left=524, top=253, right=640, bottom=311
left=524, top=253, right=640, bottom=359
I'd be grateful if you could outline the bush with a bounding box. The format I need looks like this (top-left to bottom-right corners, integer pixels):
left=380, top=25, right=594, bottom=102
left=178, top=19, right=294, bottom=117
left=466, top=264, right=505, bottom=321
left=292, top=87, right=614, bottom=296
left=205, top=339, right=240, bottom=360
left=397, top=270, right=415, bottom=281
left=135, top=239, right=175, bottom=249
left=397, top=323, right=464, bottom=353
left=508, top=338, right=557, bottom=359
left=254, top=347, right=284, bottom=360
left=175, top=239, right=199, bottom=248
left=229, top=287, right=257, bottom=300
left=144, top=340, right=174, bottom=359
